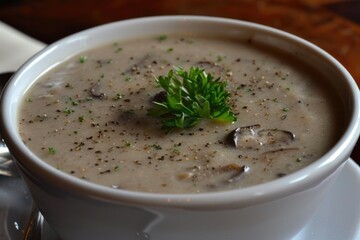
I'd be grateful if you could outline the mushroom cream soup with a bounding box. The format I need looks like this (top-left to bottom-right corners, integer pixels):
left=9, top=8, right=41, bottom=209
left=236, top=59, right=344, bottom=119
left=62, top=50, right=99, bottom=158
left=18, top=35, right=341, bottom=193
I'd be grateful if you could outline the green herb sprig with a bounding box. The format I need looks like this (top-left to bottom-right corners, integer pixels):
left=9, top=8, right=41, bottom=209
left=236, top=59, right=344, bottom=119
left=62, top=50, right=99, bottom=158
left=148, top=66, right=237, bottom=130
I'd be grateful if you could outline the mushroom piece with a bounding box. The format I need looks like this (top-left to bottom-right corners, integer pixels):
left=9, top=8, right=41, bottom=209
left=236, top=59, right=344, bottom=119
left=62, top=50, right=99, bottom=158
left=257, top=129, right=295, bottom=145
left=227, top=124, right=295, bottom=149
left=204, top=163, right=250, bottom=190
left=226, top=124, right=261, bottom=149
left=89, top=82, right=107, bottom=100
left=178, top=163, right=250, bottom=186
left=220, top=163, right=250, bottom=183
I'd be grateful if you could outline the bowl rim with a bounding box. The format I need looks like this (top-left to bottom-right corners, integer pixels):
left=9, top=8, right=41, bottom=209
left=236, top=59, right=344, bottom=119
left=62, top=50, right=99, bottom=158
left=1, top=15, right=359, bottom=209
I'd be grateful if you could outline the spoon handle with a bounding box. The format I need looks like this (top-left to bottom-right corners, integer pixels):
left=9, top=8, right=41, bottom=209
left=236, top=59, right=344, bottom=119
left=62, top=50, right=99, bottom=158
left=24, top=204, right=43, bottom=240
left=0, top=72, right=19, bottom=177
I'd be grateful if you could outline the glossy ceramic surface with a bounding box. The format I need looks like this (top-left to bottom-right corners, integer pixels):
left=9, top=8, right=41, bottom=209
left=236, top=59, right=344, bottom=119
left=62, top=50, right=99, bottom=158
left=2, top=160, right=360, bottom=240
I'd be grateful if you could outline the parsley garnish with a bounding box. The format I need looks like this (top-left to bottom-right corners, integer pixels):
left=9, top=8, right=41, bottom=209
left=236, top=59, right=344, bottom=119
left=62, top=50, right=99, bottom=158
left=158, top=35, right=167, bottom=41
left=148, top=66, right=237, bottom=130
left=48, top=147, right=56, bottom=155
left=79, top=55, right=87, bottom=63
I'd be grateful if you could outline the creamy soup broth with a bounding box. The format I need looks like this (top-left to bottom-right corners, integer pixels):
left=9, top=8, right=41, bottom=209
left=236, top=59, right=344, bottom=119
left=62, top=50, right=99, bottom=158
left=18, top=35, right=341, bottom=193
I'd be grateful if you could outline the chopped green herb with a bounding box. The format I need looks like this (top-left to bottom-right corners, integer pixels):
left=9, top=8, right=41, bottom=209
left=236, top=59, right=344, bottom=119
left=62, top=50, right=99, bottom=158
left=71, top=100, right=79, bottom=106
left=148, top=66, right=237, bottom=130
left=167, top=48, right=173, bottom=52
left=63, top=107, right=73, bottom=114
left=48, top=147, right=56, bottom=155
left=125, top=141, right=132, bottom=147
left=113, top=93, right=123, bottom=101
left=79, top=56, right=87, bottom=63
left=78, top=116, right=85, bottom=122
left=151, top=144, right=162, bottom=150
left=172, top=147, right=180, bottom=155
left=158, top=35, right=167, bottom=41
left=217, top=56, right=223, bottom=62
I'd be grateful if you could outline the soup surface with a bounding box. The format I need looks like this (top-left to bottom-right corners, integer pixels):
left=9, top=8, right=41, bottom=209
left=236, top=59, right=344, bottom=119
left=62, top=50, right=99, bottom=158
left=18, top=35, right=341, bottom=193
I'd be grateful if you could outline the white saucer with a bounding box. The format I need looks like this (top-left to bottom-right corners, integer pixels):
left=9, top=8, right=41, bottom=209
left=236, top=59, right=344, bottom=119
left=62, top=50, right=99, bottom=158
left=293, top=159, right=360, bottom=240
left=1, top=159, right=360, bottom=240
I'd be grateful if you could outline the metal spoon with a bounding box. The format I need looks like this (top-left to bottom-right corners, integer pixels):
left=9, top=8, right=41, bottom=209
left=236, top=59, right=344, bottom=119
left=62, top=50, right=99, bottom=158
left=0, top=72, right=17, bottom=177
left=0, top=72, right=43, bottom=240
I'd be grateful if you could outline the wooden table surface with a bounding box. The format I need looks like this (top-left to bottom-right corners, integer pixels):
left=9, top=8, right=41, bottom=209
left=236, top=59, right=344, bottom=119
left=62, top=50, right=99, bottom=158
left=0, top=0, right=359, bottom=164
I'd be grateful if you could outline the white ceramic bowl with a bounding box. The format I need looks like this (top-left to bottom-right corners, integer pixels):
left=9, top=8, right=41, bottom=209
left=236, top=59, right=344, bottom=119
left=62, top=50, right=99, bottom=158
left=1, top=16, right=359, bottom=240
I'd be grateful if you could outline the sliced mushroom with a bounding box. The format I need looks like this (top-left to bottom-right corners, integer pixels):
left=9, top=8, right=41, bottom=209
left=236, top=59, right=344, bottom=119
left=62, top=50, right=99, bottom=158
left=220, top=164, right=250, bottom=183
left=257, top=129, right=295, bottom=145
left=220, top=163, right=244, bottom=172
left=90, top=82, right=107, bottom=100
left=227, top=124, right=295, bottom=149
left=205, top=163, right=250, bottom=190
left=177, top=165, right=201, bottom=181
left=178, top=163, right=249, bottom=181
left=226, top=124, right=261, bottom=148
